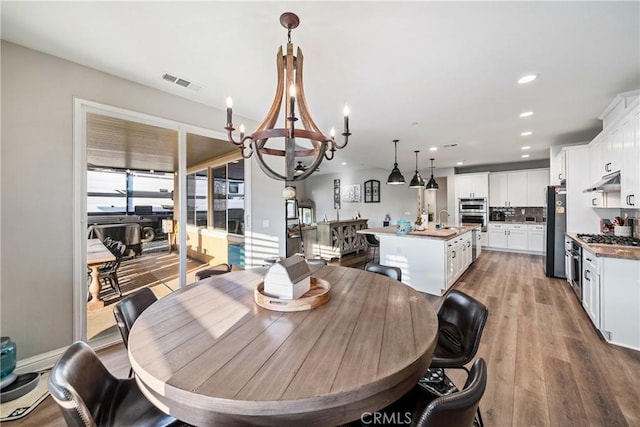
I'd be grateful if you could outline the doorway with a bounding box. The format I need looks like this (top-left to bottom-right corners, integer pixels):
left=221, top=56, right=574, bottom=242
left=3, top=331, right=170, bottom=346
left=74, top=99, right=238, bottom=345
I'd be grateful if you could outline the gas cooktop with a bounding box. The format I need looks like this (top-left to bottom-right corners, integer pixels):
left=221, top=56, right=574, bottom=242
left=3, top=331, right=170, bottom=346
left=577, top=233, right=640, bottom=246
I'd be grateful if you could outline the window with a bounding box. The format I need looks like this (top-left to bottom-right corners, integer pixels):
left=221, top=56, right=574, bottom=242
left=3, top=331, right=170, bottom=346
left=187, top=170, right=208, bottom=227
left=129, top=172, right=174, bottom=213
left=87, top=170, right=127, bottom=213
left=87, top=169, right=173, bottom=215
left=212, top=161, right=245, bottom=235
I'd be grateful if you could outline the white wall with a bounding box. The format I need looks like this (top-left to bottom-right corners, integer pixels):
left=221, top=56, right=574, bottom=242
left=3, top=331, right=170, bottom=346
left=305, top=167, right=453, bottom=228
left=244, top=159, right=287, bottom=268
left=0, top=41, right=281, bottom=360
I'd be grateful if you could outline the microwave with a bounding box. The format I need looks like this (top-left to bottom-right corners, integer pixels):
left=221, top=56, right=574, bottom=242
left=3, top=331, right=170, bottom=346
left=459, top=198, right=487, bottom=213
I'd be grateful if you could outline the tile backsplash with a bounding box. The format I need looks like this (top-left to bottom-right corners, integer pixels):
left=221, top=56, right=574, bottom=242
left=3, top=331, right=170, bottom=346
left=490, top=207, right=546, bottom=223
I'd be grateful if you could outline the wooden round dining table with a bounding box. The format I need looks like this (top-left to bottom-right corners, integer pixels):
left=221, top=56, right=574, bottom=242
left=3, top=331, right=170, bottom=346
left=128, top=265, right=438, bottom=426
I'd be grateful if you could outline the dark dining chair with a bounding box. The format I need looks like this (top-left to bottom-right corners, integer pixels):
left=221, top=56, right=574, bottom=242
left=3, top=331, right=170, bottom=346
left=364, top=233, right=380, bottom=264
left=113, top=287, right=157, bottom=377
left=430, top=290, right=488, bottom=373
left=194, top=263, right=232, bottom=281
left=365, top=263, right=402, bottom=282
left=350, top=358, right=487, bottom=427
left=427, top=289, right=489, bottom=426
left=48, top=341, right=180, bottom=427
left=99, top=242, right=126, bottom=296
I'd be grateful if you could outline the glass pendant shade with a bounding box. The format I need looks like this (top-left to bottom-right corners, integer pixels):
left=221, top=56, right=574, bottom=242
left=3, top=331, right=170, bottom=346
left=425, top=158, right=439, bottom=191
left=387, top=140, right=406, bottom=185
left=409, top=150, right=425, bottom=188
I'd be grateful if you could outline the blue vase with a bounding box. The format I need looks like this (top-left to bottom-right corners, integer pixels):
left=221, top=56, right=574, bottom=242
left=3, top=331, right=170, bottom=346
left=396, top=219, right=412, bottom=235
left=1, top=337, right=17, bottom=379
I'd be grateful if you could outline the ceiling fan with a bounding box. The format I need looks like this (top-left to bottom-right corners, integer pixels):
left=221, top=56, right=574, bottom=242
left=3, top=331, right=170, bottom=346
left=294, top=161, right=319, bottom=176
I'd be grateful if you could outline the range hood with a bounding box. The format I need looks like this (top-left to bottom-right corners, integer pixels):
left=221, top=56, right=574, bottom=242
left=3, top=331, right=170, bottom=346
left=583, top=170, right=621, bottom=193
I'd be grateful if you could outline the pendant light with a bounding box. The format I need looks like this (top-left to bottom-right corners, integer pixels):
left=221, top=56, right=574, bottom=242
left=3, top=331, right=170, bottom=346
left=409, top=150, right=425, bottom=188
left=425, top=158, right=439, bottom=191
left=387, top=139, right=406, bottom=185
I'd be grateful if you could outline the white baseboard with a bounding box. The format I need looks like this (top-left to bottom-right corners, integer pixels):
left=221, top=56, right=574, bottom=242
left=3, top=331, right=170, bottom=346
left=15, top=333, right=121, bottom=374
left=483, top=246, right=545, bottom=256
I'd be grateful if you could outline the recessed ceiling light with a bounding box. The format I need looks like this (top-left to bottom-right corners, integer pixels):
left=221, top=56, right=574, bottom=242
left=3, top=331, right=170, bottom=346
left=429, top=147, right=438, bottom=151
left=457, top=161, right=464, bottom=165
left=341, top=162, right=347, bottom=166
left=520, top=131, right=532, bottom=136
left=518, top=74, right=537, bottom=84
left=519, top=111, right=534, bottom=118
left=521, top=154, right=530, bottom=158
left=521, top=146, right=531, bottom=150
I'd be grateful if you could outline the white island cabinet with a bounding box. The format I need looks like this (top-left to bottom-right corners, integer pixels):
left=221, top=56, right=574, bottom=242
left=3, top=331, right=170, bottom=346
left=601, top=256, right=640, bottom=351
left=359, top=225, right=478, bottom=296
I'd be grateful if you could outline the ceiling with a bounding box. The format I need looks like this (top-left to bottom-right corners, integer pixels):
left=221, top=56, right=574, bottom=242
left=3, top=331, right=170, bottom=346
left=87, top=113, right=237, bottom=171
left=2, top=1, right=639, bottom=176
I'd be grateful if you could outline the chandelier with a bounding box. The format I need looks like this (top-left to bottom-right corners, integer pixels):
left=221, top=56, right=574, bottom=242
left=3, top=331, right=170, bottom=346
left=224, top=12, right=351, bottom=182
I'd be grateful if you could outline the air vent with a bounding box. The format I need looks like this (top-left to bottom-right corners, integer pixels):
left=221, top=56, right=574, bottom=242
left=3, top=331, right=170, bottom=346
left=162, top=73, right=178, bottom=83
left=161, top=71, right=203, bottom=92
left=442, top=143, right=458, bottom=148
left=176, top=78, right=191, bottom=87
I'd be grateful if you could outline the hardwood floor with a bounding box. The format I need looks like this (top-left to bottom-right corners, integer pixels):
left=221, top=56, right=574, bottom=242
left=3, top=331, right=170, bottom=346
left=455, top=250, right=640, bottom=427
left=11, top=251, right=640, bottom=426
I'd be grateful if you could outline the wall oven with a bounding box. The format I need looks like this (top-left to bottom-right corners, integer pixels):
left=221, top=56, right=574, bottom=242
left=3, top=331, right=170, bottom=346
left=459, top=198, right=487, bottom=231
left=459, top=198, right=487, bottom=212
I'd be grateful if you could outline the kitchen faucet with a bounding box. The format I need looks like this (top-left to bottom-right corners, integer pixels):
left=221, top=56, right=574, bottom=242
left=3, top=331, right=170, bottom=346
left=437, top=210, right=450, bottom=229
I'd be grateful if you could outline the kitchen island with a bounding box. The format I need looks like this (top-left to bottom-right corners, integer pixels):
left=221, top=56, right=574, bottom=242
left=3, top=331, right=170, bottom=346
left=359, top=224, right=480, bottom=295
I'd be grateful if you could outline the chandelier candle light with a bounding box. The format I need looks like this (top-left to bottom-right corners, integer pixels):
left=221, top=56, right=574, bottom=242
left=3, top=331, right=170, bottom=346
left=225, top=12, right=351, bottom=181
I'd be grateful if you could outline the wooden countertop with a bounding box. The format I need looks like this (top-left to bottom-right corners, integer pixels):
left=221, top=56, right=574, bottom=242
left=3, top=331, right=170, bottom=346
left=566, top=233, right=640, bottom=260
left=359, top=224, right=479, bottom=240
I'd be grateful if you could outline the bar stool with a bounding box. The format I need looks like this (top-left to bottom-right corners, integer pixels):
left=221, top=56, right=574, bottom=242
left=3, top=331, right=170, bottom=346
left=364, top=233, right=380, bottom=264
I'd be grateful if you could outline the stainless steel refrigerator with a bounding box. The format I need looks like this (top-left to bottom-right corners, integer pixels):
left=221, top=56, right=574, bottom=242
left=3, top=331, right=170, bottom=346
left=545, top=185, right=566, bottom=278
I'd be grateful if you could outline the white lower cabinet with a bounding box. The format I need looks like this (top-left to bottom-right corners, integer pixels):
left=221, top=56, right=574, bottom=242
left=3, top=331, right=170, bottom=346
left=600, top=256, right=640, bottom=351
left=582, top=248, right=601, bottom=329
left=488, top=223, right=508, bottom=248
left=507, top=225, right=528, bottom=250
left=446, top=232, right=473, bottom=289
left=487, top=223, right=539, bottom=252
left=528, top=224, right=546, bottom=252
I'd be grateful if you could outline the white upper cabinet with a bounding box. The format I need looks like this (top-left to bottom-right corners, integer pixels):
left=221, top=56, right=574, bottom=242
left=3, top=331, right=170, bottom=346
left=455, top=172, right=489, bottom=199
left=603, top=127, right=623, bottom=175
left=508, top=171, right=528, bottom=207
left=489, top=169, right=546, bottom=207
left=588, top=91, right=639, bottom=209
left=589, top=137, right=604, bottom=186
left=489, top=172, right=508, bottom=207
left=550, top=149, right=567, bottom=185
left=621, top=107, right=639, bottom=208
left=527, top=169, right=550, bottom=207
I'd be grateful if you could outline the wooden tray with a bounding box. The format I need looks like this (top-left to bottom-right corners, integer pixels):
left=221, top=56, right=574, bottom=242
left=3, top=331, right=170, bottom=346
left=254, top=277, right=331, bottom=312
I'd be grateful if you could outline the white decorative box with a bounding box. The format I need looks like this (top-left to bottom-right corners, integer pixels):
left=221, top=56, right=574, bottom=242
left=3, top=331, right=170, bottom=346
left=263, top=255, right=311, bottom=300
left=614, top=225, right=632, bottom=237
